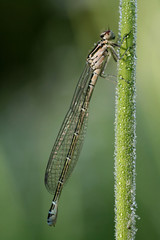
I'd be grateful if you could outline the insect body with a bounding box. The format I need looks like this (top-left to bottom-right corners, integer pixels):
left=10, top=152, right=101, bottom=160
left=45, top=30, right=123, bottom=226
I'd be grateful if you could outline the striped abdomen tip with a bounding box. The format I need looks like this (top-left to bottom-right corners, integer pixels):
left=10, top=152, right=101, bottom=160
left=47, top=201, right=58, bottom=226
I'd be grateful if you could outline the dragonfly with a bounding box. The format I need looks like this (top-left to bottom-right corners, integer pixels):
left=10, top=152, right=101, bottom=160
left=44, top=29, right=128, bottom=226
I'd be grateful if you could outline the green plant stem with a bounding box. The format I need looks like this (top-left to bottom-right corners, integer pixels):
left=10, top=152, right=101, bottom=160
left=114, top=0, right=137, bottom=239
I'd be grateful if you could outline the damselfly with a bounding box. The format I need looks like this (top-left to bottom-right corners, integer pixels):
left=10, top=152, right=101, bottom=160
left=44, top=29, right=128, bottom=226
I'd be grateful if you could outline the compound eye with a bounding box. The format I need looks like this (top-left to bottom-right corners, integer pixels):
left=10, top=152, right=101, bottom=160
left=100, top=31, right=106, bottom=38
left=106, top=30, right=111, bottom=36
left=100, top=30, right=115, bottom=40
left=100, top=30, right=110, bottom=38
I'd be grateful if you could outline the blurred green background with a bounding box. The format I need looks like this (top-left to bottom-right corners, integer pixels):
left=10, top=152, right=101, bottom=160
left=0, top=0, right=160, bottom=239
